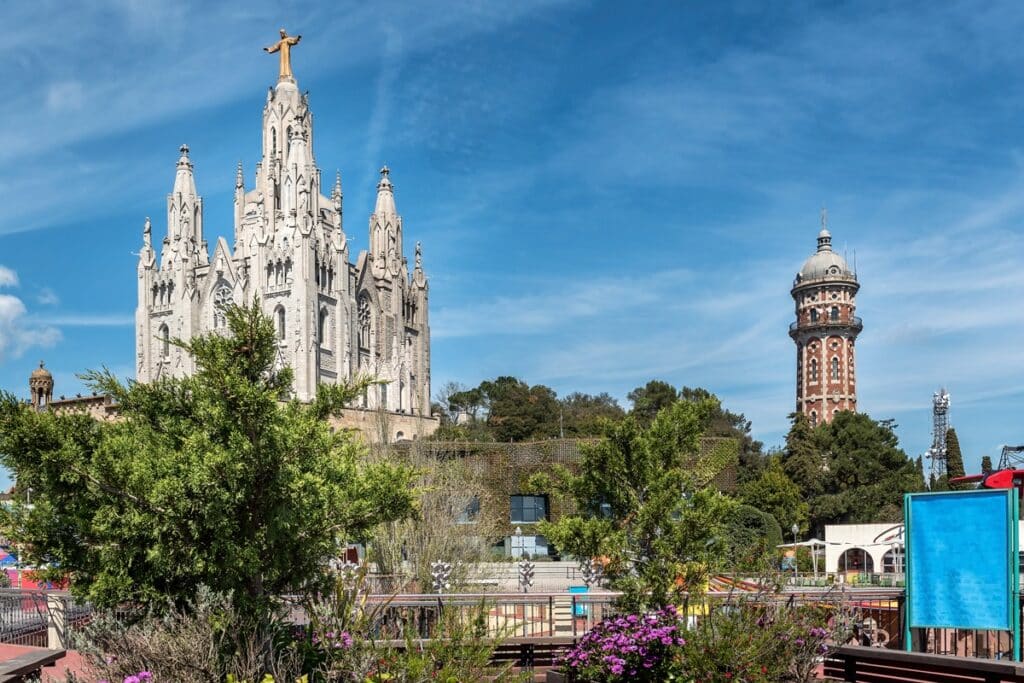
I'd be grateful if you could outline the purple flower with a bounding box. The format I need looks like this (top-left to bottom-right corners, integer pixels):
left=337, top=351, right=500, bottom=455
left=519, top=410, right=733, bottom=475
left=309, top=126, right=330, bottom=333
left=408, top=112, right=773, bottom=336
left=138, top=674, right=152, bottom=682
left=123, top=676, right=140, bottom=683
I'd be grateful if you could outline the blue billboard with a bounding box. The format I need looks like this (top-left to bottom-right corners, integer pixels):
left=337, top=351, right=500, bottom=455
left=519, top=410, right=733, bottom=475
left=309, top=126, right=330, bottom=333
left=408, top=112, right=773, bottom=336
left=904, top=488, right=1019, bottom=658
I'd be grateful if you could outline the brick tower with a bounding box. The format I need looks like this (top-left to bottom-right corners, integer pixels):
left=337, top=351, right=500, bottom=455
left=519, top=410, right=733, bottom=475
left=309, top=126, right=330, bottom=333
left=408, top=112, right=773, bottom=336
left=790, top=211, right=861, bottom=426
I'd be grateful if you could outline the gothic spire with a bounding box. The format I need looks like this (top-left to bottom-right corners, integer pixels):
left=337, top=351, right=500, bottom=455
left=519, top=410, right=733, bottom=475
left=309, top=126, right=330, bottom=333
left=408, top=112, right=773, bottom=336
left=173, top=144, right=197, bottom=198
left=374, top=165, right=397, bottom=216
left=235, top=160, right=244, bottom=189
left=331, top=170, right=343, bottom=211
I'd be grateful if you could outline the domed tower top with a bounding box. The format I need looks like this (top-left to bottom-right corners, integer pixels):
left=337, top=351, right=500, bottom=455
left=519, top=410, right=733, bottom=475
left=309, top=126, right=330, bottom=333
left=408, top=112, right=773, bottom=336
left=793, top=210, right=857, bottom=289
left=29, top=361, right=54, bottom=411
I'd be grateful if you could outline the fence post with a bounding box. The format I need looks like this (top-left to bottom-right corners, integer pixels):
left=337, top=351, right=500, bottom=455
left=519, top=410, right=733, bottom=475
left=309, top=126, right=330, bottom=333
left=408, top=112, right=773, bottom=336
left=46, top=594, right=67, bottom=650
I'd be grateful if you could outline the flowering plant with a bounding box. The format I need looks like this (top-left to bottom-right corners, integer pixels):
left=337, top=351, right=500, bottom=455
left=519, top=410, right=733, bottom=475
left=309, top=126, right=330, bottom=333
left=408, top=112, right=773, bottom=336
left=98, top=673, right=152, bottom=683
left=679, top=602, right=833, bottom=682
left=559, top=605, right=686, bottom=682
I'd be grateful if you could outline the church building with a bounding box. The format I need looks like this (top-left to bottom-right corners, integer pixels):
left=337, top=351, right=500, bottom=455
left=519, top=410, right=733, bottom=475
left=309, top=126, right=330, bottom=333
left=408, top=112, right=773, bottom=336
left=790, top=212, right=861, bottom=426
left=135, top=31, right=431, bottom=418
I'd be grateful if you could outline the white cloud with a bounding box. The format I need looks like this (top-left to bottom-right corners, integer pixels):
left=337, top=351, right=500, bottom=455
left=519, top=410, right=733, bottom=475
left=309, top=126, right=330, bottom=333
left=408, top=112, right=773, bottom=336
left=0, top=266, right=17, bottom=287
left=36, top=288, right=59, bottom=306
left=0, top=292, right=61, bottom=361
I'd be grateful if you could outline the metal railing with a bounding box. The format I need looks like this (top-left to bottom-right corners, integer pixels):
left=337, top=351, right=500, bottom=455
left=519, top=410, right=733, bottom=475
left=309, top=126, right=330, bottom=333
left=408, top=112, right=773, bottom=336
left=8, top=584, right=1024, bottom=662
left=789, top=315, right=863, bottom=333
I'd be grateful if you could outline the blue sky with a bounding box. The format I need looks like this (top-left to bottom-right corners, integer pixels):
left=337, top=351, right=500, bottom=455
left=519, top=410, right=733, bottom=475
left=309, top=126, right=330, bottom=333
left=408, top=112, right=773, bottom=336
left=1, top=1, right=1023, bottom=483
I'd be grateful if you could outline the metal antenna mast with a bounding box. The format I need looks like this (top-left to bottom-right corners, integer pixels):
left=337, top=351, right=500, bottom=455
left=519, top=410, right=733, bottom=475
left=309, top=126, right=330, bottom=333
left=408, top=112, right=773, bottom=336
left=926, top=388, right=950, bottom=485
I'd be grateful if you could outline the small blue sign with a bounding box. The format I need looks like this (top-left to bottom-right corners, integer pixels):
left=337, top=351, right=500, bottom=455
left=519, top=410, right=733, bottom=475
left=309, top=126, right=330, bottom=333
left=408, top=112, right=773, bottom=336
left=905, top=489, right=1018, bottom=640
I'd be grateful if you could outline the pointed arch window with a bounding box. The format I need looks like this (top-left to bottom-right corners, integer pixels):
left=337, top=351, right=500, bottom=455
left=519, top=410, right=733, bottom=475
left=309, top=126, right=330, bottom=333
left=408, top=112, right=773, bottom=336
left=810, top=411, right=818, bottom=428
left=809, top=358, right=818, bottom=382
left=358, top=295, right=371, bottom=350
left=275, top=305, right=286, bottom=341
left=159, top=324, right=170, bottom=358
left=318, top=307, right=328, bottom=345
left=810, top=309, right=819, bottom=323
left=830, top=306, right=839, bottom=321
left=831, top=356, right=840, bottom=380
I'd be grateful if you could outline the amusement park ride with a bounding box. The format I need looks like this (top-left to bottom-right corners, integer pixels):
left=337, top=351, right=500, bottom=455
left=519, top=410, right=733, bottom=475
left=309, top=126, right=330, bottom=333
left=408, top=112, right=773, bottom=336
left=949, top=445, right=1024, bottom=494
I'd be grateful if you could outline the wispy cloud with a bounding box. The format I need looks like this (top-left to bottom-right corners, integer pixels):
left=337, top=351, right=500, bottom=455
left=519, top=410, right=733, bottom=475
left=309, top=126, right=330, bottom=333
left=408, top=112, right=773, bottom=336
left=32, top=313, right=135, bottom=327
left=0, top=266, right=17, bottom=287
left=0, top=0, right=578, bottom=235
left=36, top=288, right=59, bottom=306
left=433, top=269, right=693, bottom=338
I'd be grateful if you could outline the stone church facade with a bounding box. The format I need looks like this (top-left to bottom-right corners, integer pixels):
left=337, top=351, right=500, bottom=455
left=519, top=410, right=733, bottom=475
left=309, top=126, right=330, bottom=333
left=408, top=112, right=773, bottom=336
left=789, top=213, right=861, bottom=426
left=135, top=57, right=432, bottom=421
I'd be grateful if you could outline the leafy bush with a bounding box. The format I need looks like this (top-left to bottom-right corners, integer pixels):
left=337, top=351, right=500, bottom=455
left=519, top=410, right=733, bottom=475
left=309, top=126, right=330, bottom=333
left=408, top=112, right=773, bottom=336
left=70, top=588, right=303, bottom=683
left=303, top=565, right=527, bottom=682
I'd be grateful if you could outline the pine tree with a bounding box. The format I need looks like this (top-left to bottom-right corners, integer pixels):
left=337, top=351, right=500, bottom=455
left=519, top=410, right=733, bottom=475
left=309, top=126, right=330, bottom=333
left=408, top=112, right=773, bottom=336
left=781, top=412, right=825, bottom=500
left=945, top=427, right=967, bottom=489
left=981, top=455, right=993, bottom=473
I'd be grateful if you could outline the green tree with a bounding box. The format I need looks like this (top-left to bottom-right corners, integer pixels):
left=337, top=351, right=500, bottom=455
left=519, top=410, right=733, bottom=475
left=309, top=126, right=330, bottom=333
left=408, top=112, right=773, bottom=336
left=810, top=411, right=925, bottom=532
left=626, top=379, right=679, bottom=425
left=721, top=504, right=783, bottom=570
left=680, top=386, right=767, bottom=485
left=0, top=301, right=416, bottom=615
left=945, top=427, right=967, bottom=489
left=781, top=412, right=825, bottom=501
left=535, top=396, right=737, bottom=610
left=981, top=455, right=993, bottom=473
left=737, top=457, right=808, bottom=534
left=558, top=392, right=626, bottom=437
left=481, top=376, right=560, bottom=441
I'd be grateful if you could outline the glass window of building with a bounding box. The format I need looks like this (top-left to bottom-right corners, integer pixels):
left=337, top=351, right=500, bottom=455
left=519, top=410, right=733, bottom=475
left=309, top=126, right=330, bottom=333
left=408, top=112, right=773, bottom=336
left=510, top=494, right=547, bottom=523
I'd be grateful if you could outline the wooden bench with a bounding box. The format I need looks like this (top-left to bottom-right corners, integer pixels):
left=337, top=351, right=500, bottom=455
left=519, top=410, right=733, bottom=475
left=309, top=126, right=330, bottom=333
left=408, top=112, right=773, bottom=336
left=824, top=645, right=1024, bottom=682
left=490, top=636, right=575, bottom=669
left=0, top=649, right=66, bottom=683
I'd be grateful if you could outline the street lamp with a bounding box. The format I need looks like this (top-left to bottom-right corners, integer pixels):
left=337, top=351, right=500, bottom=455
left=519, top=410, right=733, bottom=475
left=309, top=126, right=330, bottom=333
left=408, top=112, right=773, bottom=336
left=790, top=523, right=800, bottom=580
left=513, top=525, right=522, bottom=558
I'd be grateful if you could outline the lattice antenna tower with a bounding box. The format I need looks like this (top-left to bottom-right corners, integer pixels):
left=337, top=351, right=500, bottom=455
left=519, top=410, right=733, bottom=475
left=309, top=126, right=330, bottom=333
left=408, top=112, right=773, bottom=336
left=926, top=388, right=950, bottom=484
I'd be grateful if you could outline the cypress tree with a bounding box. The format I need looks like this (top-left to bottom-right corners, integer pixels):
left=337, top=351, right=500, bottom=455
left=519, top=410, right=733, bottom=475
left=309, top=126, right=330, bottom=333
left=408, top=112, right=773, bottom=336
left=981, top=455, right=993, bottom=474
left=945, top=427, right=966, bottom=489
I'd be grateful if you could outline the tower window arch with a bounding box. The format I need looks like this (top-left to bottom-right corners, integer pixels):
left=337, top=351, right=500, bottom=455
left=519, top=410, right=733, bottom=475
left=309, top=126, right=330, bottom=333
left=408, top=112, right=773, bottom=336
left=831, top=356, right=840, bottom=380
left=810, top=411, right=818, bottom=427
left=830, top=306, right=839, bottom=321
left=159, top=324, right=170, bottom=358
left=810, top=308, right=819, bottom=323
left=275, top=305, right=286, bottom=341
left=809, top=358, right=818, bottom=382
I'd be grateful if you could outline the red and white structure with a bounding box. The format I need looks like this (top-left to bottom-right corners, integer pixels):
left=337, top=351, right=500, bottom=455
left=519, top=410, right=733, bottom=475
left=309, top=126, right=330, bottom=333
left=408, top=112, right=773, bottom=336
left=790, top=211, right=861, bottom=426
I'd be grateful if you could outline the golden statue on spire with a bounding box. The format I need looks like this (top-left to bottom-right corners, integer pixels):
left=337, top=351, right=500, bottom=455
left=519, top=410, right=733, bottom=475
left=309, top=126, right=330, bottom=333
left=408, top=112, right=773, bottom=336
left=264, top=28, right=302, bottom=82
